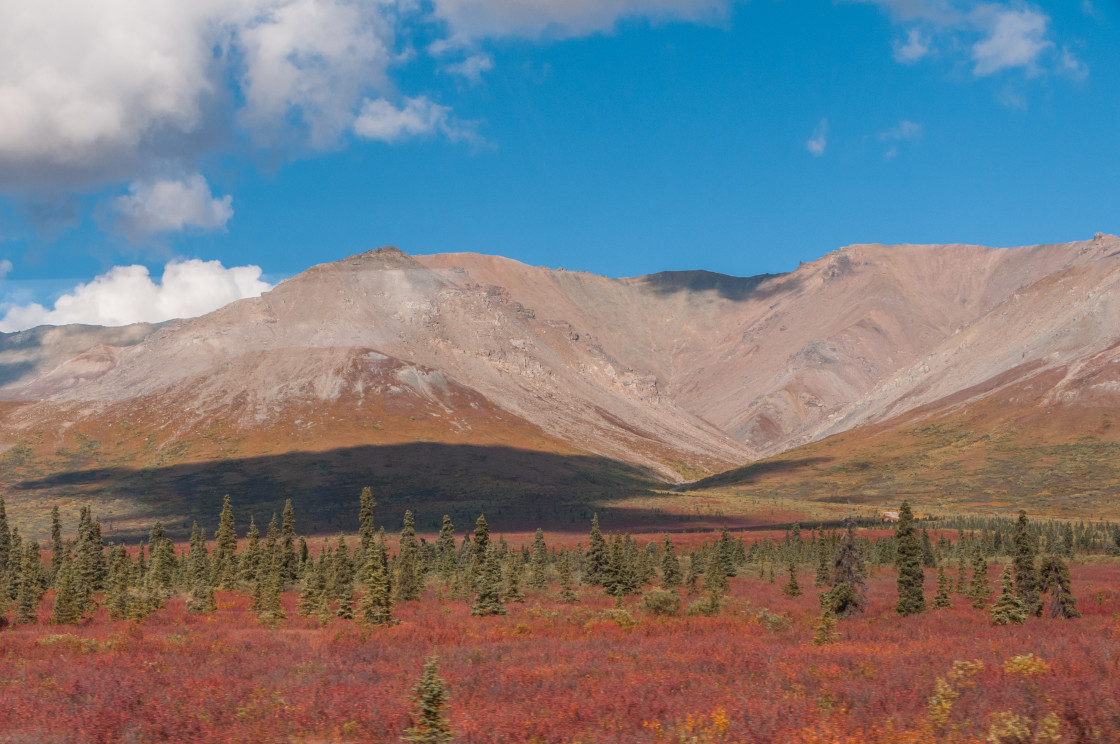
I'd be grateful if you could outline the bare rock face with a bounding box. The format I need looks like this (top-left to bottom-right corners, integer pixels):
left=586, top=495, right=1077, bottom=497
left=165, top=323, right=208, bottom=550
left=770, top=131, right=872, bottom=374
left=3, top=236, right=1120, bottom=485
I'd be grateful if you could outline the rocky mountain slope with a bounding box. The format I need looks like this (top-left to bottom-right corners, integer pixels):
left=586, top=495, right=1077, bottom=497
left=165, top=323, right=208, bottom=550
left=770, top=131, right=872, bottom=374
left=3, top=234, right=1120, bottom=527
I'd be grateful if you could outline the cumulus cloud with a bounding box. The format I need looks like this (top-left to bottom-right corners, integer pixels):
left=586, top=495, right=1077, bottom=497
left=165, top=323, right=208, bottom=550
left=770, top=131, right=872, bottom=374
left=353, top=96, right=474, bottom=144
left=443, top=53, right=496, bottom=83
left=0, top=0, right=402, bottom=193
left=111, top=174, right=233, bottom=239
left=0, top=259, right=272, bottom=332
left=893, top=28, right=931, bottom=63
left=428, top=0, right=729, bottom=43
left=970, top=7, right=1051, bottom=76
left=805, top=119, right=829, bottom=157
left=854, top=1, right=1077, bottom=80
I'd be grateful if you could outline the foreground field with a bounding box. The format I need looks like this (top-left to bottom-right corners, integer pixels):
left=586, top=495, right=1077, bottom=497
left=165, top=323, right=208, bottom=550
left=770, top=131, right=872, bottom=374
left=2, top=558, right=1117, bottom=743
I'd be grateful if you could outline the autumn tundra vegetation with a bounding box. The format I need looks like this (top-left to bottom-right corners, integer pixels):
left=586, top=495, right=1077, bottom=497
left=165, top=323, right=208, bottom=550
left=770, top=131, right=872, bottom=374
left=0, top=490, right=1118, bottom=743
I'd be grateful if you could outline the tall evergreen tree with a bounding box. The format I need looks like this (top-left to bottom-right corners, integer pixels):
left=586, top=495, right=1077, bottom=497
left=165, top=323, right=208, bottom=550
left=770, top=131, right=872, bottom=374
left=255, top=548, right=286, bottom=625
left=51, top=547, right=83, bottom=625
left=1012, top=511, right=1041, bottom=617
left=933, top=564, right=951, bottom=609
left=955, top=550, right=969, bottom=595
left=584, top=514, right=607, bottom=586
left=718, top=526, right=737, bottom=577
left=15, top=544, right=40, bottom=624
left=813, top=526, right=831, bottom=587
left=359, top=547, right=394, bottom=626
left=990, top=565, right=1026, bottom=625
left=0, top=497, right=10, bottom=584
left=528, top=529, right=548, bottom=591
left=358, top=486, right=376, bottom=557
left=105, top=546, right=133, bottom=620
left=660, top=535, right=682, bottom=588
left=48, top=505, right=63, bottom=583
left=212, top=495, right=238, bottom=589
left=503, top=553, right=525, bottom=603
left=281, top=500, right=298, bottom=583
left=470, top=546, right=506, bottom=617
left=894, top=502, right=926, bottom=616
left=782, top=561, right=802, bottom=597
left=920, top=529, right=936, bottom=568
left=968, top=552, right=992, bottom=609
left=402, top=656, right=454, bottom=744
left=1038, top=554, right=1080, bottom=620
left=557, top=549, right=578, bottom=603
left=240, top=517, right=262, bottom=584
left=435, top=515, right=457, bottom=583
left=395, top=511, right=423, bottom=601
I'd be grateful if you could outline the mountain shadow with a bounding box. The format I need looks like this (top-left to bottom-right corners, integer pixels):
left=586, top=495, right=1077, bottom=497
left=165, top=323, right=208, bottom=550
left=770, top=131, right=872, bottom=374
left=6, top=442, right=671, bottom=541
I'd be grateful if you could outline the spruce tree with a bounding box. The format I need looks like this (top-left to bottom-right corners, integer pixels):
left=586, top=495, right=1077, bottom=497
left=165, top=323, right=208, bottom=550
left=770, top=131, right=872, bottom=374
left=660, top=535, right=681, bottom=588
left=281, top=500, right=298, bottom=583
left=358, top=486, right=376, bottom=557
left=0, top=497, right=10, bottom=583
left=395, top=511, right=422, bottom=601
left=5, top=527, right=22, bottom=601
left=359, top=546, right=394, bottom=626
left=403, top=655, right=454, bottom=744
left=15, top=545, right=40, bottom=624
left=105, top=546, right=133, bottom=620
left=990, top=565, right=1027, bottom=625
left=503, top=553, right=525, bottom=603
left=968, top=552, right=992, bottom=609
left=782, top=561, right=802, bottom=597
left=920, top=529, right=936, bottom=568
left=51, top=548, right=83, bottom=625
left=528, top=529, right=548, bottom=591
left=894, top=502, right=926, bottom=616
left=470, top=546, right=506, bottom=617
left=186, top=570, right=217, bottom=614
left=1012, top=511, right=1041, bottom=617
left=955, top=550, right=969, bottom=595
left=813, top=527, right=831, bottom=587
left=684, top=553, right=700, bottom=594
left=933, top=564, right=951, bottom=609
left=212, top=496, right=238, bottom=589
left=718, top=526, right=737, bottom=577
left=584, top=514, right=607, bottom=586
left=829, top=518, right=868, bottom=614
left=49, top=505, right=63, bottom=583
left=557, top=549, right=578, bottom=603
left=435, top=515, right=457, bottom=584
left=1038, top=554, right=1079, bottom=620
left=240, top=517, right=261, bottom=584
left=256, top=550, right=286, bottom=625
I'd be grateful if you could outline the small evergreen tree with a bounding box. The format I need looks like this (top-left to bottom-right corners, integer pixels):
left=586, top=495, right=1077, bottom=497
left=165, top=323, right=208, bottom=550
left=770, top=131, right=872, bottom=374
left=358, top=486, right=376, bottom=557
left=933, top=564, right=951, bottom=609
left=51, top=548, right=83, bottom=625
left=359, top=549, right=394, bottom=626
left=782, top=561, right=802, bottom=597
left=813, top=527, right=831, bottom=588
left=717, top=526, right=737, bottom=577
left=823, top=518, right=867, bottom=617
left=528, top=529, right=548, bottom=591
left=811, top=609, right=840, bottom=645
left=395, top=511, right=423, bottom=601
left=584, top=514, right=607, bottom=586
left=470, top=546, right=506, bottom=617
left=15, top=544, right=42, bottom=624
left=660, top=535, right=681, bottom=588
left=48, top=505, right=63, bottom=583
left=968, top=551, right=992, bottom=609
left=402, top=655, right=454, bottom=744
left=503, top=553, right=525, bottom=603
left=1012, top=510, right=1041, bottom=617
left=557, top=549, right=578, bottom=603
left=211, top=496, right=238, bottom=589
left=702, top=547, right=728, bottom=610
left=280, top=500, right=298, bottom=583
left=435, top=515, right=457, bottom=584
left=1038, top=554, right=1079, bottom=620
left=990, top=565, right=1026, bottom=625
left=894, top=502, right=926, bottom=616
left=920, top=529, right=936, bottom=568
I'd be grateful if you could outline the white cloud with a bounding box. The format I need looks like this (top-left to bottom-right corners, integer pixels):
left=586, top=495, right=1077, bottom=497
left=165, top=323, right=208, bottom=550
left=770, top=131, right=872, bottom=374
left=0, top=260, right=12, bottom=282
left=0, top=259, right=272, bottom=332
left=112, top=174, right=233, bottom=239
left=855, top=1, right=1078, bottom=80
left=971, top=7, right=1051, bottom=76
left=354, top=96, right=463, bottom=143
left=805, top=119, right=828, bottom=157
left=893, top=28, right=931, bottom=63
left=444, top=53, right=496, bottom=83
left=429, top=0, right=729, bottom=43
left=878, top=120, right=923, bottom=141
left=1058, top=47, right=1089, bottom=82
left=0, top=0, right=402, bottom=192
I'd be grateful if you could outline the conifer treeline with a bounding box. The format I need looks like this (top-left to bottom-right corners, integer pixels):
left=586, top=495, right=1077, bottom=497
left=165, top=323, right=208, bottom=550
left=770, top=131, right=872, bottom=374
left=0, top=492, right=1091, bottom=629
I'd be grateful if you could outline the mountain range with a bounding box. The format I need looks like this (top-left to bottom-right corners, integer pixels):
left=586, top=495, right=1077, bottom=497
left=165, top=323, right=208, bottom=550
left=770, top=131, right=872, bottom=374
left=3, top=233, right=1119, bottom=533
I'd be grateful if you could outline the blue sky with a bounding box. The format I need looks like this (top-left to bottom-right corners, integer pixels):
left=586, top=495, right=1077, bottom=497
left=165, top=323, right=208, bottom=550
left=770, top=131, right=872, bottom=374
left=0, top=0, right=1117, bottom=330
